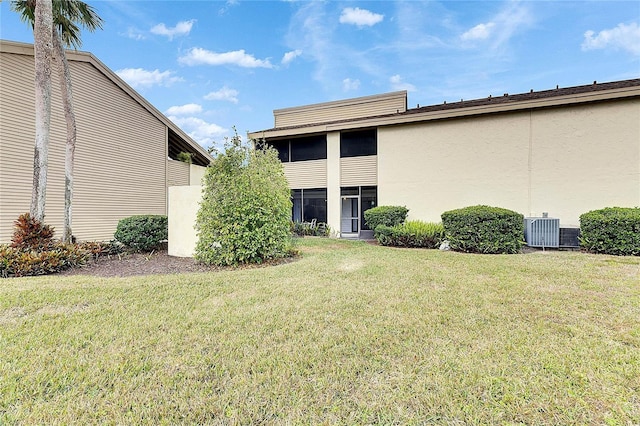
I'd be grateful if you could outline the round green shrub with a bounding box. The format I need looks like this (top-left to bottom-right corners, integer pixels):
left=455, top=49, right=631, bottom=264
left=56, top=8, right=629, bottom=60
left=441, top=205, right=524, bottom=254
left=364, top=206, right=409, bottom=231
left=114, top=215, right=168, bottom=252
left=579, top=207, right=640, bottom=256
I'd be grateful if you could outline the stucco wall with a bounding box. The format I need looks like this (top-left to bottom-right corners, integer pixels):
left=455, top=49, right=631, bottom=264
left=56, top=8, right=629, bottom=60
left=326, top=132, right=341, bottom=236
left=378, top=99, right=640, bottom=226
left=528, top=101, right=640, bottom=224
left=168, top=185, right=202, bottom=257
left=189, top=164, right=207, bottom=186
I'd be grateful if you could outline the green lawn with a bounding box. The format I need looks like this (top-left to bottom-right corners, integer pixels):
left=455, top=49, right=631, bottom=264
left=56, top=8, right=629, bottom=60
left=1, top=238, right=639, bottom=425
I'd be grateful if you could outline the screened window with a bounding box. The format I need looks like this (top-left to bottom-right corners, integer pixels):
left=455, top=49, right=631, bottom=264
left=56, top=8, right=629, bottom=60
left=269, top=140, right=290, bottom=162
left=291, top=188, right=327, bottom=223
left=340, top=129, right=377, bottom=158
left=291, top=135, right=327, bottom=162
left=267, top=134, right=327, bottom=162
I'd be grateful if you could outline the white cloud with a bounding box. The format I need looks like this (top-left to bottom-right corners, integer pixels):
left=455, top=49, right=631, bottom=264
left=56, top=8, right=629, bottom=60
left=116, top=68, right=183, bottom=89
left=179, top=47, right=273, bottom=68
left=461, top=22, right=496, bottom=41
left=165, top=103, right=203, bottom=116
left=204, top=86, right=239, bottom=103
left=168, top=116, right=228, bottom=148
left=150, top=20, right=196, bottom=40
left=390, top=74, right=416, bottom=92
left=460, top=2, right=532, bottom=50
left=582, top=22, right=640, bottom=56
left=282, top=49, right=302, bottom=65
left=342, top=78, right=360, bottom=91
left=218, top=0, right=239, bottom=15
left=122, top=27, right=145, bottom=41
left=339, top=7, right=384, bottom=27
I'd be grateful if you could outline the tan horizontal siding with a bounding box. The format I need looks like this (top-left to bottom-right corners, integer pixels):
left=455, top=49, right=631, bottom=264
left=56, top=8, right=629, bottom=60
left=283, top=160, right=327, bottom=189
left=1, top=51, right=167, bottom=242
left=167, top=160, right=190, bottom=187
left=275, top=92, right=406, bottom=128
left=340, top=156, right=377, bottom=187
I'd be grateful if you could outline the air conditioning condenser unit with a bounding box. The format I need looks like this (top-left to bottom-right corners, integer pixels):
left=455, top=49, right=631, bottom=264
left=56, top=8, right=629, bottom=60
left=524, top=217, right=559, bottom=248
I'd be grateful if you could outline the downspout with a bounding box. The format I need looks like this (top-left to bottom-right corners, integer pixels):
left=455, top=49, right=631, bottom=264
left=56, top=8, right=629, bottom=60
left=165, top=126, right=169, bottom=215
left=527, top=110, right=533, bottom=217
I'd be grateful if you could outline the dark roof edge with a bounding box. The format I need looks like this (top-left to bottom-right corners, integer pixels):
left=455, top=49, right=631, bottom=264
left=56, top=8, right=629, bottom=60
left=249, top=78, right=640, bottom=137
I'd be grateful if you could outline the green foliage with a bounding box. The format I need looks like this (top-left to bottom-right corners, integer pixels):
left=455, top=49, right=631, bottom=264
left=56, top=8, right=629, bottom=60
left=114, top=215, right=168, bottom=252
left=0, top=243, right=89, bottom=278
left=364, top=206, right=409, bottom=230
left=441, top=205, right=524, bottom=254
left=10, top=212, right=55, bottom=251
left=375, top=220, right=445, bottom=248
left=292, top=221, right=330, bottom=237
left=579, top=207, right=640, bottom=256
left=195, top=132, right=293, bottom=266
left=176, top=151, right=193, bottom=164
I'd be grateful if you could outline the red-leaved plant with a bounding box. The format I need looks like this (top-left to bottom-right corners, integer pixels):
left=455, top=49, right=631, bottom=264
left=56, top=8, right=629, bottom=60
left=10, top=213, right=55, bottom=251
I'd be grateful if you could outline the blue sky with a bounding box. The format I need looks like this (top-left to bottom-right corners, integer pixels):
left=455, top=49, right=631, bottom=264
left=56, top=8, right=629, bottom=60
left=2, top=1, right=639, bottom=151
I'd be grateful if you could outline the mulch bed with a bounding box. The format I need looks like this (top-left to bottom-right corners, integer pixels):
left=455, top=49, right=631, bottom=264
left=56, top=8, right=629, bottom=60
left=60, top=250, right=297, bottom=278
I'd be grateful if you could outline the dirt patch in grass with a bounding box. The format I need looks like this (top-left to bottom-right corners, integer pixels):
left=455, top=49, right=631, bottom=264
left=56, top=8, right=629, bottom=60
left=59, top=250, right=298, bottom=277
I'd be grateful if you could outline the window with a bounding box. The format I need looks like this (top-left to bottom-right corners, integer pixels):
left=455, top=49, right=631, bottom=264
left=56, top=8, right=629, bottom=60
left=291, top=188, right=327, bottom=223
left=291, top=135, right=327, bottom=162
left=340, top=129, right=377, bottom=158
left=269, top=139, right=290, bottom=162
left=267, top=134, right=327, bottom=162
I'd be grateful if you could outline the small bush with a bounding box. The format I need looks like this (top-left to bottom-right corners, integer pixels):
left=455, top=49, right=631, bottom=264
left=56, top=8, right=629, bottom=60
left=176, top=151, right=193, bottom=164
left=10, top=213, right=55, bottom=251
left=114, top=215, right=168, bottom=252
left=364, top=206, right=409, bottom=230
left=292, top=221, right=330, bottom=237
left=441, top=205, right=524, bottom=254
left=580, top=207, right=640, bottom=256
left=76, top=240, right=126, bottom=260
left=0, top=243, right=90, bottom=278
left=375, top=220, right=444, bottom=248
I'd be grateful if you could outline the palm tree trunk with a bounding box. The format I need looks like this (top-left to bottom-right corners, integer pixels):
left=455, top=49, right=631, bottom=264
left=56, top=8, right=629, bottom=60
left=31, top=0, right=54, bottom=222
left=53, top=28, right=76, bottom=243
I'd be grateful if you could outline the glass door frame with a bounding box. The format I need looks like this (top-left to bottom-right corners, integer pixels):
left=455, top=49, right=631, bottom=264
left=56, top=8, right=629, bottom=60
left=340, top=195, right=360, bottom=238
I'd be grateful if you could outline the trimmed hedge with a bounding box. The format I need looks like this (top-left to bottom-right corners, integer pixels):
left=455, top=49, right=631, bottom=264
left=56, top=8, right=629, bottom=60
left=114, top=215, right=168, bottom=252
left=375, top=220, right=444, bottom=248
left=441, top=205, right=524, bottom=254
left=364, top=206, right=409, bottom=230
left=579, top=207, right=640, bottom=256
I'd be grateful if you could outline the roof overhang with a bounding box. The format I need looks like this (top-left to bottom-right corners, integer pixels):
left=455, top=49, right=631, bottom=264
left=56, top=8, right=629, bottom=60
left=249, top=80, right=640, bottom=140
left=1, top=39, right=213, bottom=166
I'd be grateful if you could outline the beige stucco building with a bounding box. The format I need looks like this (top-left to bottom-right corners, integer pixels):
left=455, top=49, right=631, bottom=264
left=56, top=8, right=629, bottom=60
left=0, top=40, right=210, bottom=243
left=249, top=79, right=640, bottom=239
